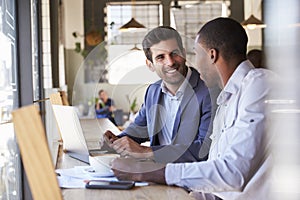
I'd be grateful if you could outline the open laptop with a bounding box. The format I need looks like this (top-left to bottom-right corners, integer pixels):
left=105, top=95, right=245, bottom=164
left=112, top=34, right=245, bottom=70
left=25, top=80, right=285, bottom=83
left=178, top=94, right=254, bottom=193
left=52, top=105, right=118, bottom=164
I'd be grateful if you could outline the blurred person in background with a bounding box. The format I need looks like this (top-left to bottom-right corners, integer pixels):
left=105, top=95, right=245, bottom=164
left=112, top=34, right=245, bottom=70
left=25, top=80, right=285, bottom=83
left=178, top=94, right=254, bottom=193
left=95, top=89, right=117, bottom=125
left=247, top=49, right=266, bottom=69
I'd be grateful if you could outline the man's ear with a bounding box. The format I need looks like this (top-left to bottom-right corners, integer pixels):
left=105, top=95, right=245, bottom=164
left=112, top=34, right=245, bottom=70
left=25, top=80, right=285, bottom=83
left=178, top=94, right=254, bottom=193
left=146, top=59, right=155, bottom=72
left=209, top=49, right=218, bottom=64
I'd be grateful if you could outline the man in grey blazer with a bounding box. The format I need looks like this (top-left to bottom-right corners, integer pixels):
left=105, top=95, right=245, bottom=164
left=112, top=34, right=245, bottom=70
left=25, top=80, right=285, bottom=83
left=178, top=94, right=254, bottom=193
left=104, top=26, right=212, bottom=163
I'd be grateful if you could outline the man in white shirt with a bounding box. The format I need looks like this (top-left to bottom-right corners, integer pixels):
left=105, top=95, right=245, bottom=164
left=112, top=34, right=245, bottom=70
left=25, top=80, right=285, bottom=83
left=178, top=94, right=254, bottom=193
left=111, top=17, right=274, bottom=200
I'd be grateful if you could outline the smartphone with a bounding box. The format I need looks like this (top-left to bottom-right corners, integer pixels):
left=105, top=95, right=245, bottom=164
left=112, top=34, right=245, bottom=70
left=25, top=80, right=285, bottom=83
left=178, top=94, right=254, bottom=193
left=85, top=180, right=135, bottom=190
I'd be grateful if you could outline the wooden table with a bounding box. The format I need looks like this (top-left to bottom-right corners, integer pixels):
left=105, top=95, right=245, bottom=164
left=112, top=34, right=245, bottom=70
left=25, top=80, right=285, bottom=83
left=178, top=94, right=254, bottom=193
left=55, top=118, right=193, bottom=200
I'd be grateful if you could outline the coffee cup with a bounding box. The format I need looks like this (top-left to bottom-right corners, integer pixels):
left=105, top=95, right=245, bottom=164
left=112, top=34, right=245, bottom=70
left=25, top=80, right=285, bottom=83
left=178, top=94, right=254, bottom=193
left=89, top=154, right=119, bottom=176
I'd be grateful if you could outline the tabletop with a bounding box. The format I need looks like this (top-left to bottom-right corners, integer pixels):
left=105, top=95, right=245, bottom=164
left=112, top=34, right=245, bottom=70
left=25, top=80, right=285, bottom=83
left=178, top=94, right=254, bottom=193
left=55, top=118, right=193, bottom=200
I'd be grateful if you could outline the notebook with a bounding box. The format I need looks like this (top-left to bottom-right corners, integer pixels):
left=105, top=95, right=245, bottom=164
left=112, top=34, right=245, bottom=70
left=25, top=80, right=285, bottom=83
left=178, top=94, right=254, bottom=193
left=52, top=105, right=117, bottom=164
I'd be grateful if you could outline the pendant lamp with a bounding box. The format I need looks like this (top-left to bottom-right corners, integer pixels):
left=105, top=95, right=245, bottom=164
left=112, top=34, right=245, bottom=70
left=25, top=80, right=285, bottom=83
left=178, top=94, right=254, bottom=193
left=241, top=0, right=266, bottom=29
left=86, top=0, right=103, bottom=46
left=119, top=0, right=146, bottom=32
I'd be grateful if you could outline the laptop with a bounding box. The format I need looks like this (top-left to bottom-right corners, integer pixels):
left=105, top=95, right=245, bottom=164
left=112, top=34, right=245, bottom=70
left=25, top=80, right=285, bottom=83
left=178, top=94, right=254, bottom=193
left=52, top=105, right=118, bottom=164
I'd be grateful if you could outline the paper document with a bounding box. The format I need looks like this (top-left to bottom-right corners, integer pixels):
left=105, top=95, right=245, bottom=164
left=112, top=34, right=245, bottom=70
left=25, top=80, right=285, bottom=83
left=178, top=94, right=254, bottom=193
left=56, top=166, right=148, bottom=188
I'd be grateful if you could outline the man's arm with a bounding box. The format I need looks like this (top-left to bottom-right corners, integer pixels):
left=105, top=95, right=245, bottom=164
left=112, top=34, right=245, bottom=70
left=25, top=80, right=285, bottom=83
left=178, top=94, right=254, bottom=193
left=111, top=157, right=166, bottom=184
left=104, top=102, right=152, bottom=158
left=95, top=104, right=109, bottom=114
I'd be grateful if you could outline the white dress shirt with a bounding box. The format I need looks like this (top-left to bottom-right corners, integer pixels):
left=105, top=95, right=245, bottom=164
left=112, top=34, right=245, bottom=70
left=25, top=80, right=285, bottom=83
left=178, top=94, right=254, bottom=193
left=159, top=68, right=192, bottom=145
left=165, top=60, right=274, bottom=200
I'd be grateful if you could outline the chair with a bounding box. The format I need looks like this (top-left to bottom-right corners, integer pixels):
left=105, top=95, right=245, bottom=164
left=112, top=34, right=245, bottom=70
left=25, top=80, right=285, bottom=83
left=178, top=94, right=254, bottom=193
left=113, top=109, right=124, bottom=126
left=12, top=105, right=63, bottom=200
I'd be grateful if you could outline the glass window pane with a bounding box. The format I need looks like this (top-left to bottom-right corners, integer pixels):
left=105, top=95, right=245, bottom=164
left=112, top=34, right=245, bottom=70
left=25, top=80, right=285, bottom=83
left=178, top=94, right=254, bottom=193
left=0, top=0, right=21, bottom=199
left=105, top=3, right=160, bottom=84
left=171, top=1, right=228, bottom=65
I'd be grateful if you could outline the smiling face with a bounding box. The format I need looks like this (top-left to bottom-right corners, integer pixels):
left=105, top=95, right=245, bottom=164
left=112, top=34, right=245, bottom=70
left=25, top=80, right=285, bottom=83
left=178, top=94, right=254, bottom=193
left=147, top=38, right=187, bottom=88
left=193, top=35, right=220, bottom=88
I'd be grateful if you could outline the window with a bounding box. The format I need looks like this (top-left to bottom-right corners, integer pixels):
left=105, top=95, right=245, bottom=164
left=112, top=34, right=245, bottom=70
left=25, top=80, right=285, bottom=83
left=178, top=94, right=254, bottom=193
left=171, top=1, right=229, bottom=64
left=171, top=1, right=228, bottom=40
left=41, top=0, right=52, bottom=89
left=104, top=1, right=228, bottom=84
left=106, top=3, right=160, bottom=44
left=0, top=0, right=21, bottom=199
left=105, top=3, right=160, bottom=84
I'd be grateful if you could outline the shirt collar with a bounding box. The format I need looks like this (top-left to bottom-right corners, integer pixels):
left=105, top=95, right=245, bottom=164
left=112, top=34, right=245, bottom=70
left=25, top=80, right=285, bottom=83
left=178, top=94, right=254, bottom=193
left=161, top=67, right=191, bottom=100
left=217, top=60, right=254, bottom=105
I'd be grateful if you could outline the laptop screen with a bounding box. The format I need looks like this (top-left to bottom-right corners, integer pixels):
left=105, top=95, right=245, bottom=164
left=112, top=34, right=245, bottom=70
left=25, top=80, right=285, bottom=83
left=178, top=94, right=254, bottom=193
left=52, top=105, right=89, bottom=156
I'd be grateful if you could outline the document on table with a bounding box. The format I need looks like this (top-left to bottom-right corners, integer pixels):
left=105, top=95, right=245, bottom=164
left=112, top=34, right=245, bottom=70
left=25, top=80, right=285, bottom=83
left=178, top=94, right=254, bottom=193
left=56, top=166, right=148, bottom=188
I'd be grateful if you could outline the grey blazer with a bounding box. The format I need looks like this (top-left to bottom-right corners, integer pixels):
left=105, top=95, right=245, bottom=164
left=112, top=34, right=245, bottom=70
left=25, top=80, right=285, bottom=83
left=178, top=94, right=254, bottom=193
left=119, top=68, right=212, bottom=163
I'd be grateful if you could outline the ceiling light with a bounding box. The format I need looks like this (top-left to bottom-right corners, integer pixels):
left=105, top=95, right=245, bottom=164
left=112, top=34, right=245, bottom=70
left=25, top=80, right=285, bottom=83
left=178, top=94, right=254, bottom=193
left=119, top=0, right=146, bottom=32
left=241, top=14, right=266, bottom=29
left=85, top=0, right=102, bottom=46
left=119, top=17, right=145, bottom=32
left=241, top=0, right=266, bottom=30
left=130, top=44, right=141, bottom=51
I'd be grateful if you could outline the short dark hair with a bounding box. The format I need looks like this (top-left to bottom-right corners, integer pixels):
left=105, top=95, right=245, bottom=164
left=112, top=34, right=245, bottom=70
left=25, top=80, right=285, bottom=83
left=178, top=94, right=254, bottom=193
left=247, top=49, right=265, bottom=68
left=142, top=26, right=184, bottom=62
left=197, top=17, right=248, bottom=61
left=98, top=89, right=104, bottom=95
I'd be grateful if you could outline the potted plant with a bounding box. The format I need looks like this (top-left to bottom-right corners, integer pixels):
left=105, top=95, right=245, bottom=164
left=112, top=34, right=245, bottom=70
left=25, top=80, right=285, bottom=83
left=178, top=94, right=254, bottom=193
left=130, top=97, right=137, bottom=113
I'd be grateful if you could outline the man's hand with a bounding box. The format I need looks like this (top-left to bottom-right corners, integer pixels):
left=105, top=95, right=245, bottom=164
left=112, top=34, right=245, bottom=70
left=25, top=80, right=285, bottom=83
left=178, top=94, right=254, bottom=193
left=104, top=130, right=119, bottom=145
left=111, top=157, right=166, bottom=184
left=104, top=131, right=153, bottom=159
left=111, top=136, right=154, bottom=159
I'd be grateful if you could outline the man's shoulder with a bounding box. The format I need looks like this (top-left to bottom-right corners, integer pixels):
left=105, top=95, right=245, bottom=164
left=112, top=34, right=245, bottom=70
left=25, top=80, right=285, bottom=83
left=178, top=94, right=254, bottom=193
left=189, top=67, right=204, bottom=83
left=147, top=79, right=162, bottom=90
left=143, top=80, right=162, bottom=99
left=248, top=68, right=272, bottom=76
left=189, top=67, right=209, bottom=92
left=245, top=68, right=276, bottom=85
left=235, top=68, right=276, bottom=100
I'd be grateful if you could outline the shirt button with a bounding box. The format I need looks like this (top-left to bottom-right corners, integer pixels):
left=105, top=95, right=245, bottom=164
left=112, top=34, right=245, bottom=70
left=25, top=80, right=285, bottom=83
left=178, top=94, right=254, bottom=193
left=217, top=153, right=221, bottom=157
